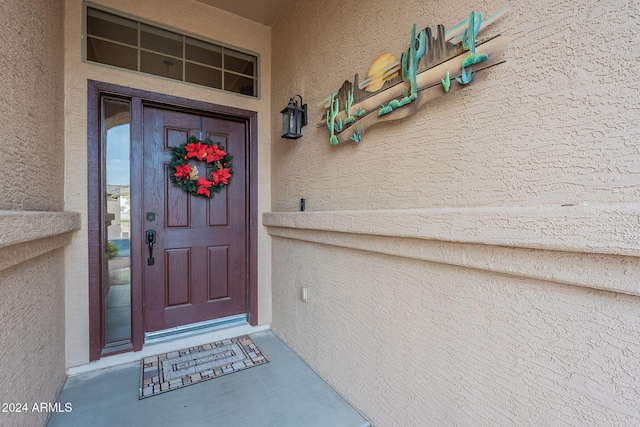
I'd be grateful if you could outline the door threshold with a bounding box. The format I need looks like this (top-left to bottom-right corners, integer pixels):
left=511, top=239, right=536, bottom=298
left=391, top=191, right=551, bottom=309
left=69, top=322, right=271, bottom=376
left=145, top=314, right=247, bottom=344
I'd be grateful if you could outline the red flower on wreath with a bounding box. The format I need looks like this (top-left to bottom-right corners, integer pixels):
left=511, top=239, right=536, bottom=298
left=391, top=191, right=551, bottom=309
left=185, top=142, right=207, bottom=160
left=212, top=168, right=231, bottom=186
left=205, top=144, right=227, bottom=162
left=174, top=164, right=192, bottom=181
left=196, top=177, right=213, bottom=197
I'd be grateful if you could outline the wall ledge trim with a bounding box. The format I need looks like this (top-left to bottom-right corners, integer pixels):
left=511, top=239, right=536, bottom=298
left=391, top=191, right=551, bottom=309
left=0, top=211, right=81, bottom=271
left=265, top=205, right=640, bottom=296
left=263, top=204, right=640, bottom=257
left=0, top=210, right=81, bottom=249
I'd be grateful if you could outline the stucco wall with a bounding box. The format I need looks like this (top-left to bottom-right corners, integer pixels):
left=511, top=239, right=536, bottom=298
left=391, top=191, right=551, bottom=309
left=0, top=0, right=65, bottom=211
left=64, top=0, right=272, bottom=367
left=0, top=253, right=67, bottom=427
left=268, top=0, right=640, bottom=425
left=0, top=1, right=71, bottom=426
left=270, top=1, right=639, bottom=211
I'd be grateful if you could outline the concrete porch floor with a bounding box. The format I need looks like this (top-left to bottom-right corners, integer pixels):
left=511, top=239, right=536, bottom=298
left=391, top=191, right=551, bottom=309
left=47, top=331, right=370, bottom=427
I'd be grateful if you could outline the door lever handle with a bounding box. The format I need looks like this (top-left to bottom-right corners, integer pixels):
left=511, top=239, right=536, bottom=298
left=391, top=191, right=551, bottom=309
left=145, top=229, right=156, bottom=266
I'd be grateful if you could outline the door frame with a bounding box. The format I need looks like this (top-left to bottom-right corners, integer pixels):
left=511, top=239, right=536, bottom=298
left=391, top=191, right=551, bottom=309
left=88, top=80, right=259, bottom=361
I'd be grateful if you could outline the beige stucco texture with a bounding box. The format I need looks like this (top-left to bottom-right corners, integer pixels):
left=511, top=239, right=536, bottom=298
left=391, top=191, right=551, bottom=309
left=270, top=1, right=639, bottom=211
left=0, top=0, right=65, bottom=212
left=0, top=1, right=73, bottom=426
left=0, top=253, right=67, bottom=427
left=63, top=0, right=273, bottom=367
left=268, top=0, right=640, bottom=425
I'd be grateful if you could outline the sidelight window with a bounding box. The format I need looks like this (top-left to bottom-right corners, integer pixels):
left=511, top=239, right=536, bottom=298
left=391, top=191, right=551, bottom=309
left=103, top=98, right=132, bottom=348
left=85, top=6, right=258, bottom=97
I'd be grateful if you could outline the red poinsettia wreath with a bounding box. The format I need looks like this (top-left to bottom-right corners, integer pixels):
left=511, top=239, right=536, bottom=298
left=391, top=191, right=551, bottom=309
left=169, top=136, right=233, bottom=198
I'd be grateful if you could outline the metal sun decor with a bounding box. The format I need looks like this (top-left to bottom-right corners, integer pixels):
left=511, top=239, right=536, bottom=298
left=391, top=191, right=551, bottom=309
left=281, top=95, right=308, bottom=139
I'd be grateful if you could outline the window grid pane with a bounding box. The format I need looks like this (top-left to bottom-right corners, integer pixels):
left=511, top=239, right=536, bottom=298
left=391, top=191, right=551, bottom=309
left=185, top=62, right=222, bottom=90
left=141, top=24, right=183, bottom=58
left=224, top=72, right=255, bottom=97
left=86, top=7, right=257, bottom=97
left=140, top=51, right=183, bottom=81
left=87, top=38, right=138, bottom=71
left=88, top=9, right=137, bottom=46
left=224, top=48, right=256, bottom=75
left=186, top=37, right=222, bottom=68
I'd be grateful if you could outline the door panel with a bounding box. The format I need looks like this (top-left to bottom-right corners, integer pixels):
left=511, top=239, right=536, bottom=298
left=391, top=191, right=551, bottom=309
left=208, top=246, right=229, bottom=299
left=166, top=248, right=191, bottom=306
left=141, top=106, right=246, bottom=332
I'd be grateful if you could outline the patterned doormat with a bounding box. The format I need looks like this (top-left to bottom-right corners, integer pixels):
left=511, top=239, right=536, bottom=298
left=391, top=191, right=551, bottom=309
left=139, top=335, right=268, bottom=398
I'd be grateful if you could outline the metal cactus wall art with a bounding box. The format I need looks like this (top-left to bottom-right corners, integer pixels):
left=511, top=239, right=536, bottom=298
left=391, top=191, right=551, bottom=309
left=319, top=8, right=509, bottom=145
left=462, top=11, right=489, bottom=67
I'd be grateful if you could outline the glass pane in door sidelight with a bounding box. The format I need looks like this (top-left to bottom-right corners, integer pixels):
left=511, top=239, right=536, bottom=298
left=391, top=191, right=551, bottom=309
left=103, top=98, right=132, bottom=346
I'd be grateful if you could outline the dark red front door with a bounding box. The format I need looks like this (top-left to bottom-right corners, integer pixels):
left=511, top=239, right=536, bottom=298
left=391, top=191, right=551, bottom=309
left=141, top=106, right=247, bottom=332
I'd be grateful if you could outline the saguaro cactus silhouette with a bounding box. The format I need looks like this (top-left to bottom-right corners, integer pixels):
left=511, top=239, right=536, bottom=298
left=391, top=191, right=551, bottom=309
left=462, top=11, right=488, bottom=67
left=344, top=88, right=356, bottom=125
left=326, top=92, right=342, bottom=145
left=401, top=24, right=427, bottom=103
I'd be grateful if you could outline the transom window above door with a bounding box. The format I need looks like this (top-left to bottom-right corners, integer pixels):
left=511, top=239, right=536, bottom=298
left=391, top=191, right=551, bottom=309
left=85, top=6, right=258, bottom=97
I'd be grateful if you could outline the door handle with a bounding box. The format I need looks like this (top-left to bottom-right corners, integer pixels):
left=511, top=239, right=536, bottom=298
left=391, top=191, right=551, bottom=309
left=145, top=229, right=156, bottom=266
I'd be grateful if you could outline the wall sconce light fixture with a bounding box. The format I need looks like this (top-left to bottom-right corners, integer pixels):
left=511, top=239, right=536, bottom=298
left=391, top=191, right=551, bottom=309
left=281, top=95, right=307, bottom=139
